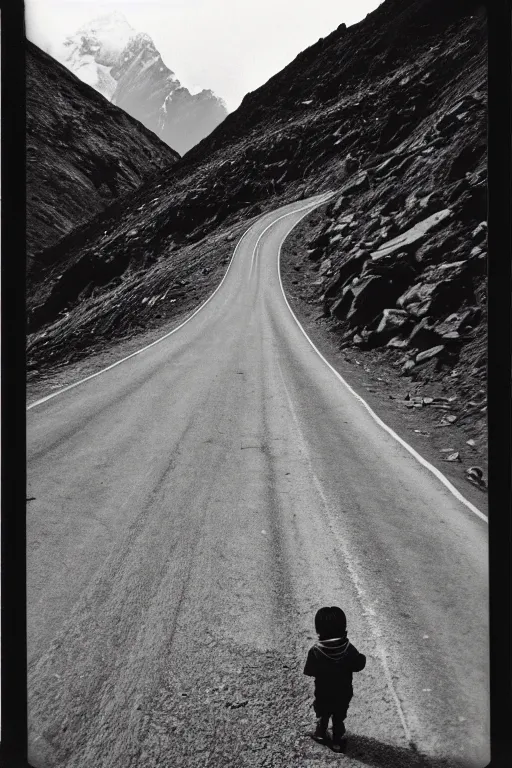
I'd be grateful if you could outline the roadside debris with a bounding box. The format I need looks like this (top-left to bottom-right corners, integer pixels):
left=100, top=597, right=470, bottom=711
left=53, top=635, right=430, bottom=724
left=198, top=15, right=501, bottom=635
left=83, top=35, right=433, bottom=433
left=226, top=699, right=248, bottom=709
left=466, top=466, right=486, bottom=488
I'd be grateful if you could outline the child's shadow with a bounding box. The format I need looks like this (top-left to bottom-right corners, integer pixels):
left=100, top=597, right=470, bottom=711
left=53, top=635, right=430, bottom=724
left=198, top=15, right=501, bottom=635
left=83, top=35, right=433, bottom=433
left=342, top=733, right=471, bottom=768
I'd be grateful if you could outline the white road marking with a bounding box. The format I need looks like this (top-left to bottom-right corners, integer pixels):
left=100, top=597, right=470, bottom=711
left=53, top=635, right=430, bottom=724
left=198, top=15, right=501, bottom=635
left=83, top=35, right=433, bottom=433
left=27, top=196, right=330, bottom=411
left=28, top=193, right=486, bottom=526
left=250, top=195, right=332, bottom=276
left=27, top=228, right=249, bottom=410
left=277, top=359, right=414, bottom=746
left=275, top=211, right=488, bottom=524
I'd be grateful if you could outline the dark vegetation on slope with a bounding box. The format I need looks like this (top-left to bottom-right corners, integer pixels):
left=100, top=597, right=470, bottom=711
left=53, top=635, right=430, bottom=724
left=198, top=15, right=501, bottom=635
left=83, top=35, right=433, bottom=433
left=26, top=40, right=179, bottom=260
left=27, top=0, right=486, bottom=452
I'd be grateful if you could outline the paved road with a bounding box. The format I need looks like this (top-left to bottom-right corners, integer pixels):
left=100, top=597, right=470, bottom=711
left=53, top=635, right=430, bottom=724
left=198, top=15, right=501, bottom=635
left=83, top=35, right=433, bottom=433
left=27, top=196, right=488, bottom=768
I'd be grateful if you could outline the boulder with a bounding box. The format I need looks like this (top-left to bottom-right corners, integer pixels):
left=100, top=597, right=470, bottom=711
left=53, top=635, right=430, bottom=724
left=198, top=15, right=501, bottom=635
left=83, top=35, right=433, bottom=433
left=375, top=308, right=412, bottom=336
left=320, top=258, right=333, bottom=275
left=407, top=318, right=440, bottom=349
left=380, top=191, right=407, bottom=216
left=373, top=156, right=397, bottom=177
left=397, top=260, right=472, bottom=318
left=310, top=229, right=330, bottom=248
left=332, top=194, right=346, bottom=215
left=332, top=222, right=352, bottom=237
left=338, top=170, right=370, bottom=196
left=397, top=282, right=437, bottom=317
left=393, top=192, right=445, bottom=232
left=416, top=345, right=445, bottom=363
left=364, top=252, right=419, bottom=295
left=457, top=180, right=486, bottom=221
left=447, top=143, right=484, bottom=183
left=387, top=336, right=409, bottom=349
left=363, top=309, right=413, bottom=348
left=345, top=275, right=401, bottom=327
left=323, top=249, right=368, bottom=301
left=330, top=288, right=355, bottom=320
left=433, top=309, right=481, bottom=337
left=435, top=111, right=460, bottom=137
left=370, top=209, right=453, bottom=260
left=307, top=247, right=324, bottom=262
left=471, top=221, right=487, bottom=243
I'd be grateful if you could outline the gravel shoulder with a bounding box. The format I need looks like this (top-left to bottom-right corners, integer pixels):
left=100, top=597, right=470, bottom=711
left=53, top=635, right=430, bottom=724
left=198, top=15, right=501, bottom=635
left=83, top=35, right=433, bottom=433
left=279, top=207, right=488, bottom=516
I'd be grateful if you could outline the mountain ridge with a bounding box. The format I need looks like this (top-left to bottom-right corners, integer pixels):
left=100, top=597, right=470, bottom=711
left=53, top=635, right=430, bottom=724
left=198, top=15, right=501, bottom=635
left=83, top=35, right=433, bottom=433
left=53, top=12, right=228, bottom=154
left=26, top=39, right=180, bottom=260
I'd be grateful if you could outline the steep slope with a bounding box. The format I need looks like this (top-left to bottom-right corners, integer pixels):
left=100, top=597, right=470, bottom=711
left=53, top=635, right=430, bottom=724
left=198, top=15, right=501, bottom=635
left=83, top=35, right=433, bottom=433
left=27, top=0, right=486, bottom=427
left=26, top=40, right=179, bottom=260
left=53, top=12, right=228, bottom=154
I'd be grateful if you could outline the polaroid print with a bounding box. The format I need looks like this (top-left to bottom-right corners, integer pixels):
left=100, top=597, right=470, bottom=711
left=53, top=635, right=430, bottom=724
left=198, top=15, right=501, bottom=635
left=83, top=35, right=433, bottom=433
left=21, top=1, right=493, bottom=767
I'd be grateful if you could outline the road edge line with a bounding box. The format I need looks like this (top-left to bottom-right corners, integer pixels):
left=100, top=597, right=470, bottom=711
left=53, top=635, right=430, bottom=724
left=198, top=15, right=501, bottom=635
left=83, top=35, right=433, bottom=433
left=276, top=208, right=488, bottom=525
left=27, top=195, right=329, bottom=411
left=277, top=358, right=414, bottom=745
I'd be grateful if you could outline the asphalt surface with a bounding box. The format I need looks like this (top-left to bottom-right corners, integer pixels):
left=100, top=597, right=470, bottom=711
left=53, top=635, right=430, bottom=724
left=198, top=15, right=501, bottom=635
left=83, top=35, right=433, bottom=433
left=27, top=195, right=489, bottom=768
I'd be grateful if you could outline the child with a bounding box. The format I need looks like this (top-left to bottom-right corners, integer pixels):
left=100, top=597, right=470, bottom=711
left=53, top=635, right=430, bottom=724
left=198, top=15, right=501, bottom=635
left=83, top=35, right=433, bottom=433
left=304, top=606, right=366, bottom=752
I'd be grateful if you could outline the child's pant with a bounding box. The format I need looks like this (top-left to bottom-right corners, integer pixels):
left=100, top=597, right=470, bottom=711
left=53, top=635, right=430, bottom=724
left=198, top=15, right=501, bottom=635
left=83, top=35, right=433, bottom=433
left=314, top=697, right=351, bottom=742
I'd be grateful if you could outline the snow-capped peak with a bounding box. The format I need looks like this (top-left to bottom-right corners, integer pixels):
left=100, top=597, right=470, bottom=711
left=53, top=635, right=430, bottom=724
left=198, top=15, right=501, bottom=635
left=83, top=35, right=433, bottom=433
left=52, top=11, right=228, bottom=154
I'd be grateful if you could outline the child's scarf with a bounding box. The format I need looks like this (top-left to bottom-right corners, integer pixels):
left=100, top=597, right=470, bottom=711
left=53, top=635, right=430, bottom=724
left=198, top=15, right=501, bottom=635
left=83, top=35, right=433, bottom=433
left=314, top=631, right=350, bottom=661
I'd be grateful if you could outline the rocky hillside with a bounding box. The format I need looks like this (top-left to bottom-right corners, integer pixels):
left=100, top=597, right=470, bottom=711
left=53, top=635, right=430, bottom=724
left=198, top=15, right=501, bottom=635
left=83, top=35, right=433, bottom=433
left=27, top=0, right=486, bottom=440
left=53, top=12, right=228, bottom=154
left=26, top=40, right=179, bottom=261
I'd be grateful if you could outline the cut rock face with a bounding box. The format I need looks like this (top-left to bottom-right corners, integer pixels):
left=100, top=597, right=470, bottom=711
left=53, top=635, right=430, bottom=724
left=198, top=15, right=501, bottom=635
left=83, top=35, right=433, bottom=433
left=370, top=209, right=453, bottom=259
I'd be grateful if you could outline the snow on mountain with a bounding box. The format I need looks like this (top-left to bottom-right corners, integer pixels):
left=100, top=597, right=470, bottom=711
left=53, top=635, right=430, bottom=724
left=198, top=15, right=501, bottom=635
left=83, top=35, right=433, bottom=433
left=54, top=12, right=227, bottom=154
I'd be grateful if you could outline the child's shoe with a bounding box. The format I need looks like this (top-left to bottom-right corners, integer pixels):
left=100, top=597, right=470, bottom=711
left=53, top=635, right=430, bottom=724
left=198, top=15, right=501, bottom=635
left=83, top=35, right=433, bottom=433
left=331, top=721, right=346, bottom=752
left=312, top=716, right=328, bottom=742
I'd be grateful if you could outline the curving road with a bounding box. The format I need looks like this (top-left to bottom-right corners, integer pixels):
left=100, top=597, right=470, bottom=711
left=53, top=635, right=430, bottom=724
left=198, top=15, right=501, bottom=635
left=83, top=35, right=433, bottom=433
left=27, top=195, right=488, bottom=768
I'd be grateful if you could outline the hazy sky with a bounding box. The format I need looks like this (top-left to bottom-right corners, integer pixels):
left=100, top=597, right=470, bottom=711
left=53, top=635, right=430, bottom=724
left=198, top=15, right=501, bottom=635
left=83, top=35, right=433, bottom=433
left=25, top=0, right=383, bottom=111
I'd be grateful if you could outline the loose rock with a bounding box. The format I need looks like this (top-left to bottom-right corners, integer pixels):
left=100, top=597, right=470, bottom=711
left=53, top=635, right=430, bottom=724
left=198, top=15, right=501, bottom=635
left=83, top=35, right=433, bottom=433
left=416, top=345, right=445, bottom=363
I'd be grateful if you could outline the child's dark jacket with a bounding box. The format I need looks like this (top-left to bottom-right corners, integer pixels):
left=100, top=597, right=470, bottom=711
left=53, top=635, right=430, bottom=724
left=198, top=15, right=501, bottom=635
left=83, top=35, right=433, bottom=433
left=304, top=637, right=366, bottom=709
